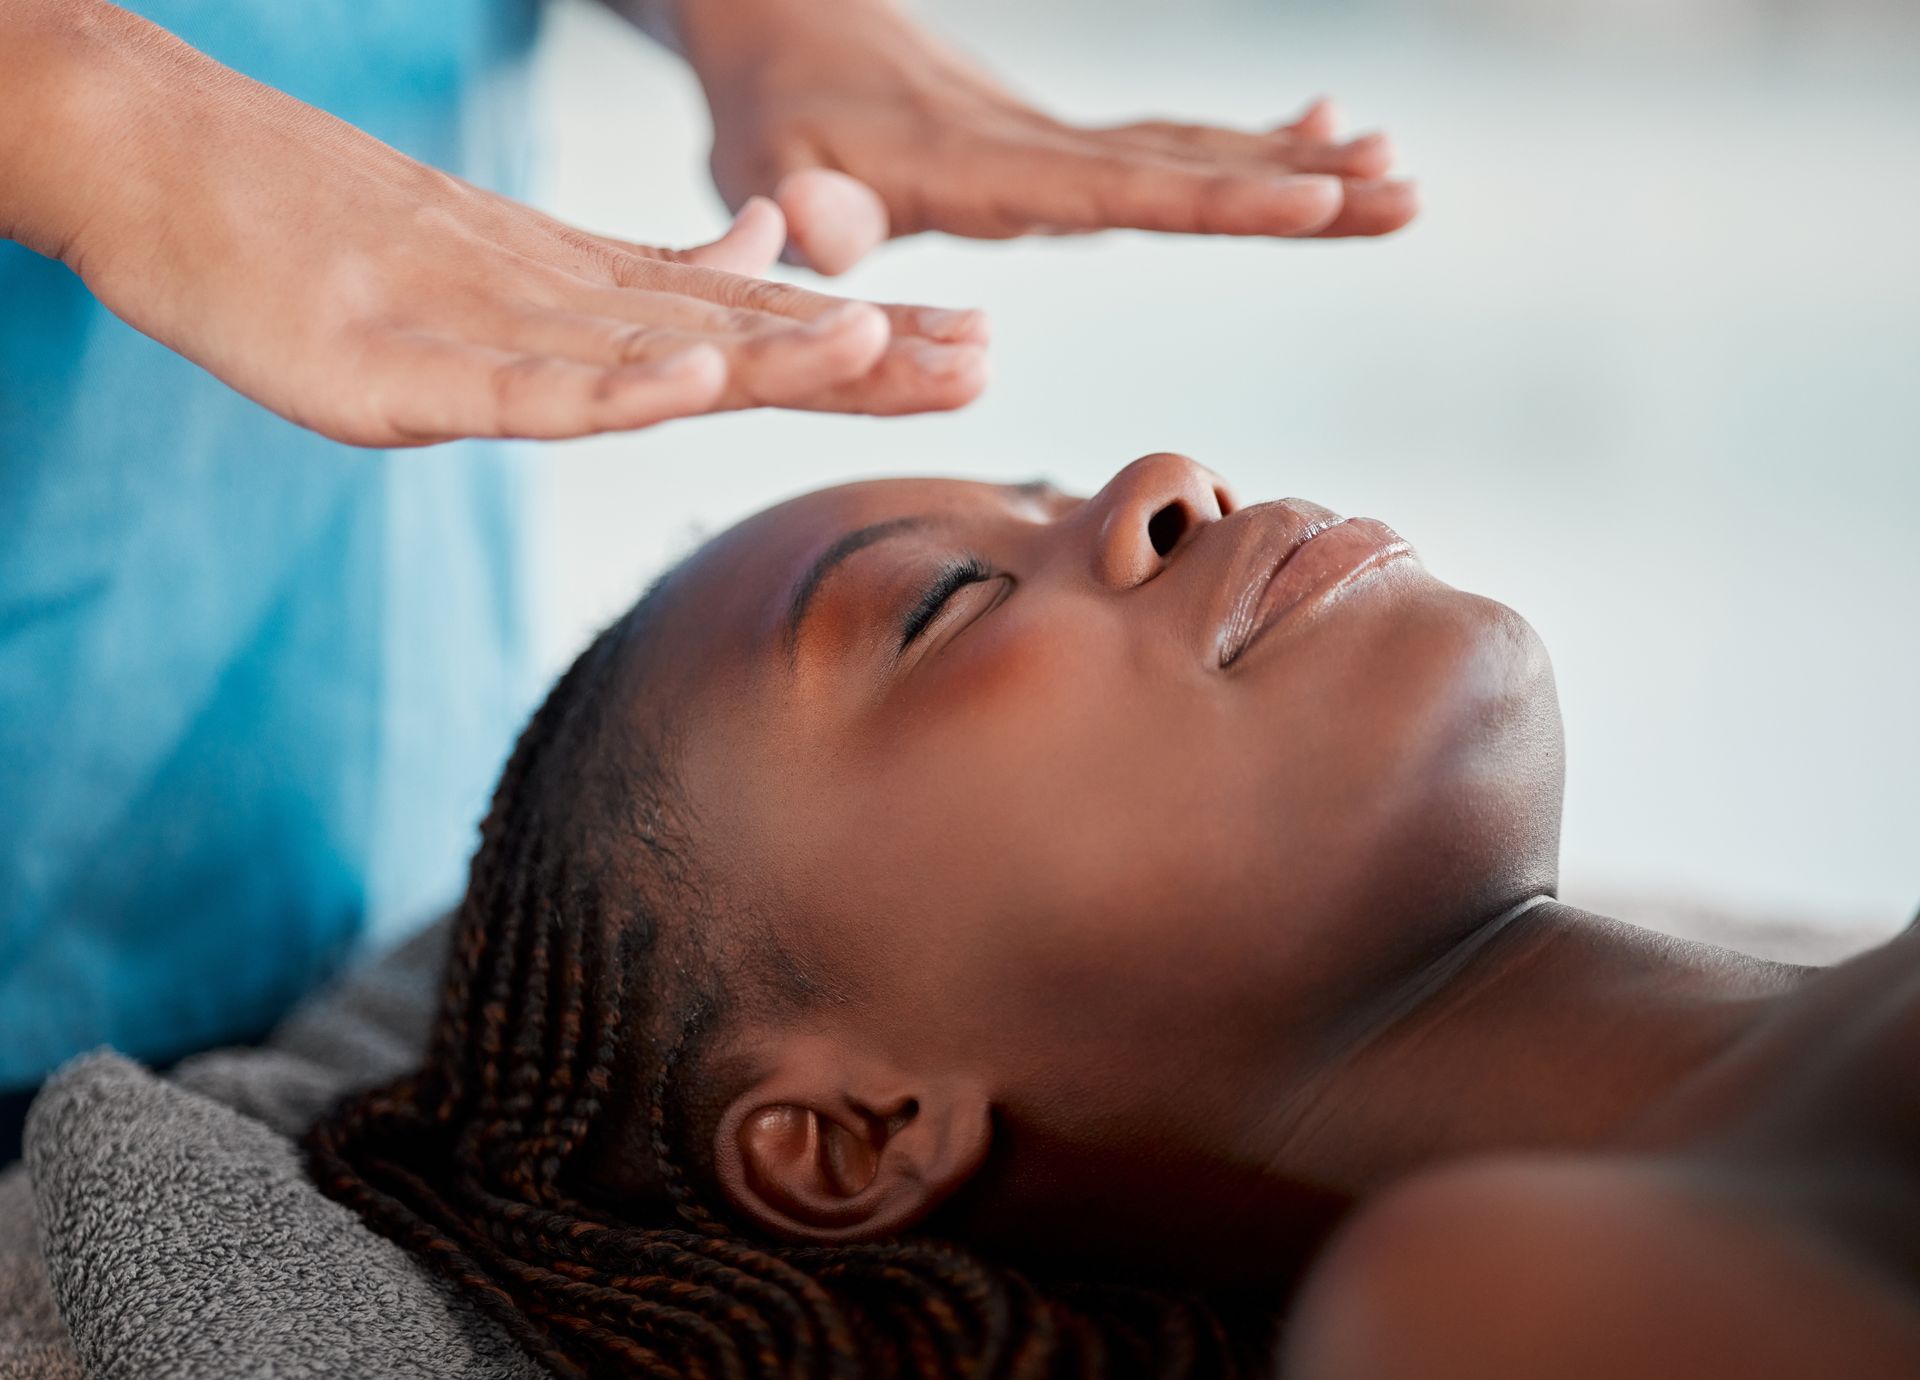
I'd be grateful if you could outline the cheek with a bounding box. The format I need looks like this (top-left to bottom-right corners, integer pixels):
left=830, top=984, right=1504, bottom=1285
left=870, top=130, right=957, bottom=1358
left=823, top=611, right=1283, bottom=1035
left=791, top=610, right=1213, bottom=998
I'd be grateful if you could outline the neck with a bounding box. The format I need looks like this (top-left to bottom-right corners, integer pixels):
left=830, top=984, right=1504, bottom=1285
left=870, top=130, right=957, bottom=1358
left=960, top=898, right=1814, bottom=1292
left=1255, top=899, right=1810, bottom=1195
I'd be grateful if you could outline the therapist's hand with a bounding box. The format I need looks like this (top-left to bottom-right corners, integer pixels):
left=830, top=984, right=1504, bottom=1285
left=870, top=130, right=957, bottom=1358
left=682, top=0, right=1419, bottom=274
left=12, top=5, right=986, bottom=447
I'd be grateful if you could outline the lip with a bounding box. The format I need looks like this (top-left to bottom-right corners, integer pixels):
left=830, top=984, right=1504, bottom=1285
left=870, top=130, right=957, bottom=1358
left=1216, top=502, right=1413, bottom=667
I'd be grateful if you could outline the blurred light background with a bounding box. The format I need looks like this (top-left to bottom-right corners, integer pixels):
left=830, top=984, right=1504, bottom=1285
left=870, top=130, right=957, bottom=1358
left=525, top=0, right=1919, bottom=932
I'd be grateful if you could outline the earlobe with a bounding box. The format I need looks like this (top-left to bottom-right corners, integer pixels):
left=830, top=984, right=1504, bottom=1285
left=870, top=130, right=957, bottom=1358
left=711, top=1046, right=991, bottom=1244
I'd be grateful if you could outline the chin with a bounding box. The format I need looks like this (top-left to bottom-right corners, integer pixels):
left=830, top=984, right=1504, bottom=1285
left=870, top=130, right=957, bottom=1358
left=1389, top=591, right=1565, bottom=919
left=1277, top=586, right=1565, bottom=986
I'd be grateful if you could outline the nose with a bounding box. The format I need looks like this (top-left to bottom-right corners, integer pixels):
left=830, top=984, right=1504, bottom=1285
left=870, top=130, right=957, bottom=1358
left=1087, top=453, right=1234, bottom=589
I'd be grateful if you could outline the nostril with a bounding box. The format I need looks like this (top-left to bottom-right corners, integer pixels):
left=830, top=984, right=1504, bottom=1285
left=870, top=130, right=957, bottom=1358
left=1147, top=502, right=1189, bottom=558
left=1212, top=485, right=1234, bottom=516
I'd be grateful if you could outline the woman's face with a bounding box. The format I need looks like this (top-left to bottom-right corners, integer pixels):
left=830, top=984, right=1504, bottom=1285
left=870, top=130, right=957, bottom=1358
left=629, top=453, right=1563, bottom=1247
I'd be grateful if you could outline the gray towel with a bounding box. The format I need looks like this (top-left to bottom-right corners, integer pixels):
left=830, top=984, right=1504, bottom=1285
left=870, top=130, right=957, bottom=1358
left=0, top=1169, right=79, bottom=1380
left=27, top=1052, right=539, bottom=1380
left=0, top=917, right=540, bottom=1380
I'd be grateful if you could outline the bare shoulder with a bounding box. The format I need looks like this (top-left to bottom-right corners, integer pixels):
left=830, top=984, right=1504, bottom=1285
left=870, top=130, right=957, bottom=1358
left=1280, top=1154, right=1920, bottom=1380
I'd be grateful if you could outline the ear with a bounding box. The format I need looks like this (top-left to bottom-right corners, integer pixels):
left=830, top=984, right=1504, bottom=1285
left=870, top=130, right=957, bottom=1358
left=710, top=1034, right=991, bottom=1243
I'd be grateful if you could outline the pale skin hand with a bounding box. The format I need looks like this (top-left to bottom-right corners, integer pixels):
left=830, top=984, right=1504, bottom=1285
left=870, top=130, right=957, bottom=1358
left=3, top=2, right=988, bottom=448
left=658, top=0, right=1420, bottom=274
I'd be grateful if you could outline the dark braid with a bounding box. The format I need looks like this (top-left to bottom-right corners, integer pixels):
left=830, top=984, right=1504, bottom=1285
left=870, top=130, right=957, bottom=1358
left=305, top=589, right=1280, bottom=1378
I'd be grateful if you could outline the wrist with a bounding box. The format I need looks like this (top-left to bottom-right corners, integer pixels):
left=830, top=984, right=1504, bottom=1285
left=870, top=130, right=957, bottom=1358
left=1, top=2, right=161, bottom=267
left=676, top=0, right=909, bottom=100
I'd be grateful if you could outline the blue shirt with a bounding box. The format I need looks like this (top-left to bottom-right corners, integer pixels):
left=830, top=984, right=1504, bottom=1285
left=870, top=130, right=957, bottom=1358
left=0, top=0, right=545, bottom=1086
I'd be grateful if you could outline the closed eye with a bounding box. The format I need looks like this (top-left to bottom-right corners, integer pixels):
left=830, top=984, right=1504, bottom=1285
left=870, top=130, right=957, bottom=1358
left=900, top=555, right=995, bottom=648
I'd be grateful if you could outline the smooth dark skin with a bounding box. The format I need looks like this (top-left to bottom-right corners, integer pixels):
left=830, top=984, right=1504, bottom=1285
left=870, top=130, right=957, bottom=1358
left=604, top=453, right=1920, bottom=1376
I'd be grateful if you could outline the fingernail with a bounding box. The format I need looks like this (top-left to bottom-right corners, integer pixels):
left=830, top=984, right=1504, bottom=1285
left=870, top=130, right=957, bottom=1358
left=903, top=341, right=981, bottom=376
left=911, top=308, right=989, bottom=343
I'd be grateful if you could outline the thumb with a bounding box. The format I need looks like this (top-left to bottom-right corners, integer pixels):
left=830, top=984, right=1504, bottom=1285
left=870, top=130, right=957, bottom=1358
left=679, top=195, right=788, bottom=275
left=774, top=168, right=891, bottom=278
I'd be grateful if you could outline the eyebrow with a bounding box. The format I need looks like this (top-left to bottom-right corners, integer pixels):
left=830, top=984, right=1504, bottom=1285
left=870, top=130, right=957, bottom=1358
left=782, top=516, right=928, bottom=658
left=777, top=480, right=1063, bottom=661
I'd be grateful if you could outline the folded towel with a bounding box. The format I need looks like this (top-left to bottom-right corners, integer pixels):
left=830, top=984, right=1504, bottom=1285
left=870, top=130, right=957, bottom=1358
left=26, top=1050, right=539, bottom=1380
left=0, top=1168, right=79, bottom=1380
left=0, top=916, right=539, bottom=1380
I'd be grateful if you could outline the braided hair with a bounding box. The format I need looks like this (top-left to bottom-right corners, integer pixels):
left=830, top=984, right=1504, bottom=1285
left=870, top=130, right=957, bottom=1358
left=305, top=583, right=1281, bottom=1378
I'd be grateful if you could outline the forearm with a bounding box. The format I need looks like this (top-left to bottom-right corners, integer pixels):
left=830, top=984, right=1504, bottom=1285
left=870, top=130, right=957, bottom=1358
left=1, top=0, right=128, bottom=261
left=1, top=0, right=382, bottom=300
left=0, top=0, right=209, bottom=271
left=597, top=0, right=907, bottom=84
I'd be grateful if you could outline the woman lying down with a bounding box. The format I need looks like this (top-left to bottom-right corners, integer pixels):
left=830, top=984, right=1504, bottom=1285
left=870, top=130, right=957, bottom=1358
left=305, top=454, right=1920, bottom=1379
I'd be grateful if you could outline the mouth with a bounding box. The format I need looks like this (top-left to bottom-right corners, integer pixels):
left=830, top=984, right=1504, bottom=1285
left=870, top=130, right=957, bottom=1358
left=1216, top=501, right=1413, bottom=667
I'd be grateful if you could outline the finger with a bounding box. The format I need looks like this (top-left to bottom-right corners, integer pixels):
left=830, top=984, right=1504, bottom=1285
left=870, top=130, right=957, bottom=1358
left=774, top=167, right=891, bottom=277
left=804, top=336, right=991, bottom=416
left=598, top=255, right=875, bottom=324
left=560, top=282, right=824, bottom=336
left=578, top=197, right=784, bottom=275
left=508, top=304, right=981, bottom=416
left=1286, top=98, right=1343, bottom=142
left=698, top=300, right=892, bottom=407
left=1319, top=132, right=1396, bottom=180
left=1101, top=120, right=1395, bottom=179
left=677, top=195, right=787, bottom=275
left=367, top=336, right=728, bottom=444
left=1075, top=125, right=1412, bottom=238
left=974, top=145, right=1345, bottom=237
left=879, top=303, right=992, bottom=346
left=502, top=301, right=892, bottom=409
left=567, top=261, right=984, bottom=345
left=1310, top=178, right=1420, bottom=238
